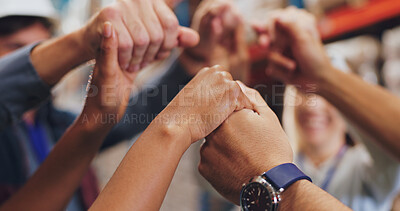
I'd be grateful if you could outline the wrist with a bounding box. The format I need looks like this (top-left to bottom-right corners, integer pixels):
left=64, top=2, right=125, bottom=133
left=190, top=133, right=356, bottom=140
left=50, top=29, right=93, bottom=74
left=315, top=64, right=341, bottom=96
left=149, top=117, right=192, bottom=151
left=73, top=27, right=95, bottom=61
left=76, top=110, right=116, bottom=134
left=280, top=179, right=312, bottom=206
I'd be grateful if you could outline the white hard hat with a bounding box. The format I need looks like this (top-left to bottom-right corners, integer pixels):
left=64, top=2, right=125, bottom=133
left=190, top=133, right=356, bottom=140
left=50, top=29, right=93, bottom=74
left=0, top=0, right=58, bottom=22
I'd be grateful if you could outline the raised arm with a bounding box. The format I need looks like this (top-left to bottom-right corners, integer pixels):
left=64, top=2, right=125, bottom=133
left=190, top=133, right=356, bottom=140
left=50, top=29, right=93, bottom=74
left=102, top=0, right=251, bottom=147
left=0, top=0, right=199, bottom=129
left=0, top=23, right=136, bottom=211
left=32, top=0, right=199, bottom=86
left=263, top=7, right=400, bottom=160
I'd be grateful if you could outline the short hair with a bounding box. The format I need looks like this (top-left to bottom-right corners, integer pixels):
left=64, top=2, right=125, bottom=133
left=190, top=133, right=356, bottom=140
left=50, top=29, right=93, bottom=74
left=0, top=15, right=53, bottom=37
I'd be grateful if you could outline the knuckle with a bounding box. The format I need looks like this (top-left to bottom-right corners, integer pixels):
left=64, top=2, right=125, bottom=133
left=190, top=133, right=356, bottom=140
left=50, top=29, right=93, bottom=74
left=156, top=51, right=170, bottom=60
left=215, top=70, right=233, bottom=81
left=151, top=31, right=164, bottom=45
left=135, top=34, right=150, bottom=47
left=119, top=39, right=133, bottom=51
left=164, top=17, right=179, bottom=31
left=101, top=42, right=113, bottom=52
left=230, top=81, right=241, bottom=92
left=210, top=64, right=224, bottom=71
left=213, top=70, right=226, bottom=79
left=198, top=67, right=210, bottom=75
left=100, top=6, right=119, bottom=19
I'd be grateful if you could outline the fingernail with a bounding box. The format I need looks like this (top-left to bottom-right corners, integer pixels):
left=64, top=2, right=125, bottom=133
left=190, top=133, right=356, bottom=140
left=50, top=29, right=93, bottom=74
left=103, top=22, right=112, bottom=38
left=123, top=63, right=129, bottom=70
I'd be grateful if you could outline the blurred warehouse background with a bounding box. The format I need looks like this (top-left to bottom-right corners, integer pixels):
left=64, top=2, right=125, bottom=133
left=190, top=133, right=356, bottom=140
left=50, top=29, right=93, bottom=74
left=23, top=0, right=400, bottom=210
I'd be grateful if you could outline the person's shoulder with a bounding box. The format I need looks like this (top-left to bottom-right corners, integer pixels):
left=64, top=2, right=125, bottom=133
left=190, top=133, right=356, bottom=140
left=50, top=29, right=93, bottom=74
left=344, top=144, right=371, bottom=164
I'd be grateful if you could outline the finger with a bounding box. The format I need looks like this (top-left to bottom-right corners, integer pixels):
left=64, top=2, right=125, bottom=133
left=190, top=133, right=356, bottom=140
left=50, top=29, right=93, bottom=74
left=126, top=20, right=149, bottom=72
left=140, top=3, right=164, bottom=65
left=178, top=27, right=200, bottom=47
left=257, top=34, right=270, bottom=48
left=236, top=81, right=269, bottom=115
left=267, top=51, right=296, bottom=71
left=121, top=1, right=151, bottom=72
left=221, top=5, right=241, bottom=32
left=114, top=18, right=133, bottom=71
left=155, top=51, right=171, bottom=60
left=154, top=2, right=180, bottom=52
left=164, top=0, right=183, bottom=8
left=275, top=18, right=309, bottom=44
left=210, top=65, right=233, bottom=80
left=265, top=63, right=294, bottom=83
left=252, top=23, right=268, bottom=34
left=211, top=17, right=224, bottom=38
left=231, top=81, right=254, bottom=112
left=97, top=22, right=119, bottom=75
left=197, top=12, right=223, bottom=47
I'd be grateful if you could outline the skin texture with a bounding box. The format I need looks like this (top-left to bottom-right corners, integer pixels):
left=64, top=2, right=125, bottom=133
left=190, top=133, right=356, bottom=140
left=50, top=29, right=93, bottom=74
left=31, top=0, right=199, bottom=86
left=199, top=84, right=292, bottom=204
left=0, top=23, right=136, bottom=211
left=198, top=82, right=351, bottom=210
left=83, top=0, right=199, bottom=72
left=264, top=7, right=400, bottom=160
left=89, top=67, right=256, bottom=210
left=0, top=22, right=51, bottom=57
left=180, top=0, right=249, bottom=81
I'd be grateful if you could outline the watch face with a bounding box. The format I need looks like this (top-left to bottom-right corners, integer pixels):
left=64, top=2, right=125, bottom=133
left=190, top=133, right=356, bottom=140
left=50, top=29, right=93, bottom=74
left=241, top=182, right=273, bottom=211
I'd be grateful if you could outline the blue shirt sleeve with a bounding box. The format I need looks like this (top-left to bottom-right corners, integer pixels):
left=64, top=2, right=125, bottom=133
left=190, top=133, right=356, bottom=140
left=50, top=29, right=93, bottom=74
left=0, top=44, right=51, bottom=131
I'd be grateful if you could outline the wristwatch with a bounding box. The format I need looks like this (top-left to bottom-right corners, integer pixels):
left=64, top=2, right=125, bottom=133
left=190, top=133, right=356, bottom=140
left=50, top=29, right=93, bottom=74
left=240, top=163, right=312, bottom=211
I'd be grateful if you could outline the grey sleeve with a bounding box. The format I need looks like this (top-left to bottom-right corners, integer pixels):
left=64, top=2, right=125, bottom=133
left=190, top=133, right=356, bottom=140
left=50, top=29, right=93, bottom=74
left=101, top=59, right=192, bottom=149
left=0, top=44, right=51, bottom=130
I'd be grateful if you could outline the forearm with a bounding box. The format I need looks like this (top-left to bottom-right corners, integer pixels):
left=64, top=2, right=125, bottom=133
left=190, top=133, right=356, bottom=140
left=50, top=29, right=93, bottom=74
left=318, top=66, right=400, bottom=160
left=280, top=180, right=350, bottom=210
left=101, top=59, right=192, bottom=148
left=90, top=120, right=190, bottom=210
left=0, top=114, right=112, bottom=211
left=31, top=28, right=91, bottom=86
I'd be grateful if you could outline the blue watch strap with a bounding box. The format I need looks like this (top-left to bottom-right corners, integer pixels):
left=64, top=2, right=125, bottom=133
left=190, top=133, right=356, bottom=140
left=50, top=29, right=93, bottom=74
left=263, top=163, right=312, bottom=191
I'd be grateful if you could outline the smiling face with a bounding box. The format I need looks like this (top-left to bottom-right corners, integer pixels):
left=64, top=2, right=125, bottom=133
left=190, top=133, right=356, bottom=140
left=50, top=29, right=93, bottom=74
left=294, top=92, right=347, bottom=149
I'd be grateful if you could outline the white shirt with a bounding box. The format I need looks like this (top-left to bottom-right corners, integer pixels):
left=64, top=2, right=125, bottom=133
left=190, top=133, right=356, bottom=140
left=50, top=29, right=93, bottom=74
left=294, top=127, right=400, bottom=211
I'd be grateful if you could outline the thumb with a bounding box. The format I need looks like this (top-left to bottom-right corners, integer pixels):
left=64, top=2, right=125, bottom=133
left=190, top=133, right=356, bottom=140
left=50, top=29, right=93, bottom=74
left=233, top=81, right=254, bottom=113
left=251, top=24, right=270, bottom=48
left=236, top=81, right=270, bottom=116
left=96, top=22, right=119, bottom=74
left=178, top=26, right=200, bottom=47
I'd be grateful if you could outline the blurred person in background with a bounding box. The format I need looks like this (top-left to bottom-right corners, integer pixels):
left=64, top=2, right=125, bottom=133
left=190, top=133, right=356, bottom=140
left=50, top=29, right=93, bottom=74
left=261, top=7, right=400, bottom=211
left=186, top=5, right=400, bottom=210
left=0, top=0, right=200, bottom=210
left=284, top=88, right=400, bottom=211
left=0, top=1, right=96, bottom=209
left=197, top=7, right=400, bottom=211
